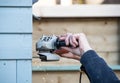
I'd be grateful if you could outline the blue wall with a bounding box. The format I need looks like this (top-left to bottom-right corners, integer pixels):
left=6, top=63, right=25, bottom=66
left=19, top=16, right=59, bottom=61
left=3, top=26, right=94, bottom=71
left=0, top=0, right=32, bottom=83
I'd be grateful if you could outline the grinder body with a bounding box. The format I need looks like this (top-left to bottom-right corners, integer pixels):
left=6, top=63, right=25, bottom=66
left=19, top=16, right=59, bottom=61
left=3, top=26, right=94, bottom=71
left=36, top=35, right=67, bottom=61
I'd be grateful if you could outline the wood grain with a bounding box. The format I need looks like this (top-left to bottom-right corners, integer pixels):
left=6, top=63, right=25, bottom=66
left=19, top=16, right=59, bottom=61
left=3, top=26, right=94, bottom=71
left=33, top=18, right=120, bottom=67
left=33, top=71, right=120, bottom=83
left=33, top=18, right=120, bottom=57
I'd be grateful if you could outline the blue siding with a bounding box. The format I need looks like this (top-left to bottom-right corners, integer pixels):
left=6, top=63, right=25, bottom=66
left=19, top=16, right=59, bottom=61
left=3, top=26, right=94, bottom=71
left=0, top=0, right=32, bottom=6
left=17, top=60, right=32, bottom=83
left=0, top=8, right=32, bottom=33
left=0, top=60, right=16, bottom=83
left=0, top=0, right=32, bottom=83
left=0, top=34, right=32, bottom=59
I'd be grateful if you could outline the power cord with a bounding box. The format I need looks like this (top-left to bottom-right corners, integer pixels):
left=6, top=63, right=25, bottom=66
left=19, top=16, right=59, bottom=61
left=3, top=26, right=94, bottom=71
left=79, top=70, right=83, bottom=83
left=79, top=65, right=86, bottom=83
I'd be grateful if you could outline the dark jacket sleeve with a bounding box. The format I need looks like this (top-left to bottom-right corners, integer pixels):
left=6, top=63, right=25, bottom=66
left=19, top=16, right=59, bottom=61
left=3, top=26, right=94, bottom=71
left=80, top=50, right=120, bottom=83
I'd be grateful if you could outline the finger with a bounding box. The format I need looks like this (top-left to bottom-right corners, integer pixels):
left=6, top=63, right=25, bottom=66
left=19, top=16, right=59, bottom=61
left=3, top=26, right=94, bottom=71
left=65, top=33, right=72, bottom=45
left=71, top=36, right=78, bottom=46
left=69, top=36, right=76, bottom=47
left=59, top=37, right=66, bottom=40
left=60, top=34, right=67, bottom=37
left=58, top=34, right=67, bottom=40
left=73, top=54, right=80, bottom=60
left=73, top=33, right=80, bottom=39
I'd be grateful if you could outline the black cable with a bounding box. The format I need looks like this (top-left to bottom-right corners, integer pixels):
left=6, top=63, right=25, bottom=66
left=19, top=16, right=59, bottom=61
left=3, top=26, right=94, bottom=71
left=80, top=65, right=90, bottom=83
left=79, top=65, right=85, bottom=83
left=79, top=71, right=83, bottom=83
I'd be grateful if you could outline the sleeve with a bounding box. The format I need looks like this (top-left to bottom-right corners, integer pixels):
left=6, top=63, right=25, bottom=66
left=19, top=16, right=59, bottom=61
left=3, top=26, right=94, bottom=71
left=80, top=50, right=120, bottom=83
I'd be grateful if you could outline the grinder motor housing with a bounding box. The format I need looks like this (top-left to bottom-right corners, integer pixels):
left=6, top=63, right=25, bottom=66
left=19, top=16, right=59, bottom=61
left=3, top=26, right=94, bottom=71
left=36, top=35, right=67, bottom=61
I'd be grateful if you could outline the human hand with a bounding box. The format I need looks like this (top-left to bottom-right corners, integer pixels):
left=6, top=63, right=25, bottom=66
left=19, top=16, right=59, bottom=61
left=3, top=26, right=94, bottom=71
left=54, top=33, right=92, bottom=60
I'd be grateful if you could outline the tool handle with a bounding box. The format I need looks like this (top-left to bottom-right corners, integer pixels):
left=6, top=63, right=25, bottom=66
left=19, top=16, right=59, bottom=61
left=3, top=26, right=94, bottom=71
left=55, top=38, right=77, bottom=49
left=55, top=40, right=67, bottom=49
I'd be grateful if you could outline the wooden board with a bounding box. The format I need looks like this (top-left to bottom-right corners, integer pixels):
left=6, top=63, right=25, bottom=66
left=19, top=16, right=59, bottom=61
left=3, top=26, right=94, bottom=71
left=0, top=60, right=16, bottom=83
left=33, top=18, right=118, bottom=35
left=0, top=34, right=32, bottom=59
left=32, top=57, right=80, bottom=66
left=33, top=5, right=120, bottom=17
left=33, top=18, right=120, bottom=57
left=33, top=71, right=120, bottom=83
left=0, top=0, right=32, bottom=6
left=0, top=8, right=32, bottom=33
left=32, top=52, right=120, bottom=67
left=33, top=71, right=88, bottom=83
left=33, top=18, right=120, bottom=68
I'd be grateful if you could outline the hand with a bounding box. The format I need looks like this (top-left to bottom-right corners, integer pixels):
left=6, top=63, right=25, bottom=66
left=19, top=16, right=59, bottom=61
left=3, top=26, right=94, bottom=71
left=54, top=48, right=80, bottom=60
left=54, top=33, right=92, bottom=60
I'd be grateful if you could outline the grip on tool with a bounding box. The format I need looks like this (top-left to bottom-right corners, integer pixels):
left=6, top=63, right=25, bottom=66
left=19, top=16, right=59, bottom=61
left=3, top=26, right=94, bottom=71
left=55, top=38, right=78, bottom=49
left=55, top=38, right=71, bottom=49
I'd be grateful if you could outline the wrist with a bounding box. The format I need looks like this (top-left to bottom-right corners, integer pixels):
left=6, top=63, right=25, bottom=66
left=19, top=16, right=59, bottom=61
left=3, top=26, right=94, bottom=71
left=80, top=48, right=92, bottom=57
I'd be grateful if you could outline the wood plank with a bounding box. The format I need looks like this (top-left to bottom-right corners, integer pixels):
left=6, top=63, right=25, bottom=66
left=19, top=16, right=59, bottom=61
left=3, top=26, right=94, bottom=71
left=32, top=5, right=120, bottom=18
left=88, top=35, right=119, bottom=52
left=98, top=52, right=120, bottom=65
left=33, top=18, right=119, bottom=55
left=0, top=8, right=32, bottom=33
left=33, top=18, right=118, bottom=35
left=33, top=71, right=120, bottom=83
left=0, top=34, right=32, bottom=59
left=0, top=0, right=32, bottom=6
left=32, top=65, right=120, bottom=71
left=32, top=65, right=81, bottom=71
left=32, top=52, right=120, bottom=66
left=17, top=60, right=32, bottom=83
left=32, top=66, right=120, bottom=83
left=0, top=60, right=16, bottom=83
left=32, top=57, right=80, bottom=66
left=33, top=71, right=84, bottom=83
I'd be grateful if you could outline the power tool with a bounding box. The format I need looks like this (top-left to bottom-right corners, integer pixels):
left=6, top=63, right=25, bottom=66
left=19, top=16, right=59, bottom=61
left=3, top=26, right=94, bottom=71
left=36, top=35, right=67, bottom=61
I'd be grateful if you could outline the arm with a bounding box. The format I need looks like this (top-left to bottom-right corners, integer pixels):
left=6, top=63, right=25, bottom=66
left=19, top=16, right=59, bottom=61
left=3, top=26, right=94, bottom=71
left=55, top=33, right=120, bottom=83
left=81, top=50, right=120, bottom=83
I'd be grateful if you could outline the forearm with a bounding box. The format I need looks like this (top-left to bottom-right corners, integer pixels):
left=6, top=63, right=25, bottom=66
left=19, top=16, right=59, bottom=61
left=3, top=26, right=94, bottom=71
left=80, top=50, right=119, bottom=83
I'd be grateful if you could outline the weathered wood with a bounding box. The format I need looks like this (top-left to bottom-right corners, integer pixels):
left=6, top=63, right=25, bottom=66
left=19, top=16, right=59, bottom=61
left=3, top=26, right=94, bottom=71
left=33, top=18, right=119, bottom=56
left=33, top=18, right=118, bottom=35
left=0, top=0, right=32, bottom=6
left=32, top=57, right=80, bottom=66
left=32, top=65, right=81, bottom=71
left=32, top=52, right=120, bottom=67
left=0, top=8, right=32, bottom=33
left=32, top=65, right=120, bottom=71
left=98, top=52, right=120, bottom=65
left=17, top=60, right=32, bottom=83
left=0, top=60, right=16, bottom=83
left=0, top=34, right=32, bottom=59
left=33, top=71, right=120, bottom=83
left=33, top=71, right=87, bottom=83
